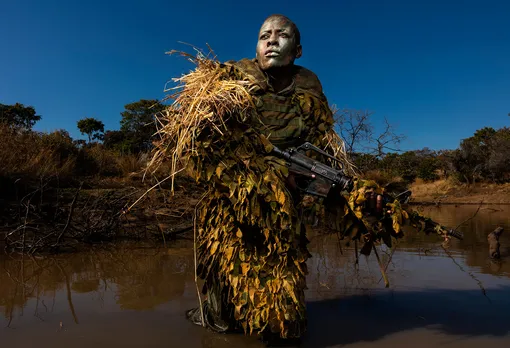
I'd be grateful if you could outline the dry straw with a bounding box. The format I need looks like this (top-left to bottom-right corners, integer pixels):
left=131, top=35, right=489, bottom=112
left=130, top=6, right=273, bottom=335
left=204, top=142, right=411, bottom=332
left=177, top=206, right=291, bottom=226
left=147, top=47, right=260, bottom=191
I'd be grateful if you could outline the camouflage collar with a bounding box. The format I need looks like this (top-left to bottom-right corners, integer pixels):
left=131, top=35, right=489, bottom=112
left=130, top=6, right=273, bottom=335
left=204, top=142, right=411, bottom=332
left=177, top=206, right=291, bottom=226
left=225, top=58, right=324, bottom=98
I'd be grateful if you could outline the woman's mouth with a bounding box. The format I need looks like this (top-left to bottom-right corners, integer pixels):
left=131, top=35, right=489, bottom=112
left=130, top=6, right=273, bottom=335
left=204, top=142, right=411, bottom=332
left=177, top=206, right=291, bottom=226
left=265, top=51, right=280, bottom=57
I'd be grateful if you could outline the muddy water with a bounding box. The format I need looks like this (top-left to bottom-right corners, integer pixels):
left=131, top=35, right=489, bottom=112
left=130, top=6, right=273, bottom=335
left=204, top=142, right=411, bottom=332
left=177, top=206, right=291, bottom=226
left=1, top=205, right=510, bottom=347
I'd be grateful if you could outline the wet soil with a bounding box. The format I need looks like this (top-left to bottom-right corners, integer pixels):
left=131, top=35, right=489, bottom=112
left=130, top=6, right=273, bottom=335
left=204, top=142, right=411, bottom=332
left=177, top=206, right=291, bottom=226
left=1, top=205, right=510, bottom=347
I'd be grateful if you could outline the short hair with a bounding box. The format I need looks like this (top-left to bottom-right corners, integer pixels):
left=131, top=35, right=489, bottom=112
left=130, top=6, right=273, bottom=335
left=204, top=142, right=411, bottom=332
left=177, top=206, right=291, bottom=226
left=262, top=14, right=301, bottom=46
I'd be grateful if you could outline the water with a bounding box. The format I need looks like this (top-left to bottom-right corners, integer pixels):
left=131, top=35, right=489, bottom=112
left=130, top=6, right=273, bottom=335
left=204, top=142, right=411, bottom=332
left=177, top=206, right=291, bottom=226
left=1, top=204, right=510, bottom=347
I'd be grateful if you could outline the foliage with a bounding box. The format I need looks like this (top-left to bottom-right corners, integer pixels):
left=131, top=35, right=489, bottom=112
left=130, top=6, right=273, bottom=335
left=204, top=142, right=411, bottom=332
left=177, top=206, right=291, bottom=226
left=351, top=152, right=379, bottom=173
left=416, top=155, right=440, bottom=182
left=118, top=99, right=166, bottom=153
left=447, top=127, right=510, bottom=183
left=0, top=102, right=41, bottom=130
left=334, top=109, right=510, bottom=185
left=353, top=148, right=439, bottom=184
left=77, top=117, right=105, bottom=143
left=103, top=130, right=130, bottom=153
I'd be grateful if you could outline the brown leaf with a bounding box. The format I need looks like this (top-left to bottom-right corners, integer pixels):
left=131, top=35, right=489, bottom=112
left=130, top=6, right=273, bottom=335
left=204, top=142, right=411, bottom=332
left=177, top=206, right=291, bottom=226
left=225, top=246, right=234, bottom=262
left=249, top=288, right=256, bottom=304
left=215, top=165, right=223, bottom=178
left=210, top=241, right=219, bottom=255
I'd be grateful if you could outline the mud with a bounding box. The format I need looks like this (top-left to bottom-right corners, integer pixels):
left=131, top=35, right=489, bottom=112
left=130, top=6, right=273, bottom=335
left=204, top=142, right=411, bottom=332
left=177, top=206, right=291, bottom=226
left=1, top=205, right=510, bottom=347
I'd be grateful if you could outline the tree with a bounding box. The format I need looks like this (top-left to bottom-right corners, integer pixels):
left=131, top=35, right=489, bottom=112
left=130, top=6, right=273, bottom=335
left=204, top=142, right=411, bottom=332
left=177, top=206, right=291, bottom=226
left=0, top=103, right=41, bottom=129
left=103, top=130, right=129, bottom=152
left=41, top=129, right=78, bottom=164
left=77, top=117, right=104, bottom=143
left=446, top=126, right=510, bottom=183
left=333, top=108, right=372, bottom=156
left=415, top=149, right=440, bottom=182
left=119, top=99, right=166, bottom=153
left=486, top=127, right=510, bottom=182
left=332, top=107, right=405, bottom=159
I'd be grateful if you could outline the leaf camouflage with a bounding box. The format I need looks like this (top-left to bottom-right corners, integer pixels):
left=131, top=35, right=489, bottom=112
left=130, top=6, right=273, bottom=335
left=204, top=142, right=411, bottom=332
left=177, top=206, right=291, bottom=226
left=148, top=49, right=457, bottom=339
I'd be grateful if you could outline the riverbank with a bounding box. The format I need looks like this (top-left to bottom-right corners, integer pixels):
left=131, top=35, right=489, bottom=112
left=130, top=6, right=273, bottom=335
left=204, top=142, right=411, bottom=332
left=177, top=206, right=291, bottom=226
left=3, top=172, right=510, bottom=253
left=409, top=179, right=510, bottom=204
left=0, top=173, right=202, bottom=253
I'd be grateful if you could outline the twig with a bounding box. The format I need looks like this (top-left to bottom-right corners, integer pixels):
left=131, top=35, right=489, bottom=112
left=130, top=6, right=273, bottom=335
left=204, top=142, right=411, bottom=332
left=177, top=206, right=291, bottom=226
left=124, top=173, right=179, bottom=213
left=441, top=244, right=491, bottom=303
left=384, top=246, right=397, bottom=272
left=30, top=231, right=58, bottom=254
left=373, top=243, right=390, bottom=288
left=55, top=261, right=79, bottom=324
left=55, top=183, right=82, bottom=246
left=193, top=192, right=208, bottom=327
left=454, top=200, right=484, bottom=231
left=21, top=198, right=30, bottom=253
left=167, top=225, right=193, bottom=236
left=156, top=215, right=167, bottom=248
left=378, top=241, right=398, bottom=284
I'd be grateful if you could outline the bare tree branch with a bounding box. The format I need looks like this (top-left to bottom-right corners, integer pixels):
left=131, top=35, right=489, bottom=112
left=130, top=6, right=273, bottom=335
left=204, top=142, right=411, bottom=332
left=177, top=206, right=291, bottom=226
left=331, top=106, right=405, bottom=161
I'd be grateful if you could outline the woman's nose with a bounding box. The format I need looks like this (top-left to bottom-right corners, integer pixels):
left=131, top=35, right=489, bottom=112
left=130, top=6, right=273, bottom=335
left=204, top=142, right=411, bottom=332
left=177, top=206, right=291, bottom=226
left=267, top=34, right=278, bottom=45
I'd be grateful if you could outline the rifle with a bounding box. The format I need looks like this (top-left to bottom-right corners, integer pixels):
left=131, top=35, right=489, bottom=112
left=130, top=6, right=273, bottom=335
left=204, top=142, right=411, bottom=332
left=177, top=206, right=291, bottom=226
left=271, top=142, right=354, bottom=198
left=271, top=142, right=464, bottom=240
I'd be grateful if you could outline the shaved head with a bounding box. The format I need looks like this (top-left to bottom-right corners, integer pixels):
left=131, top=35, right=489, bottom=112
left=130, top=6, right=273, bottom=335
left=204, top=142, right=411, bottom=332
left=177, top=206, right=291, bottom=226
left=262, top=14, right=301, bottom=45
left=256, top=14, right=302, bottom=71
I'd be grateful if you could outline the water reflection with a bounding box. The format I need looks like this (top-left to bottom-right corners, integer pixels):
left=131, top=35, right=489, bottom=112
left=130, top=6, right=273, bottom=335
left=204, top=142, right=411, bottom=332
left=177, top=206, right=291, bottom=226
left=306, top=204, right=510, bottom=297
left=416, top=204, right=510, bottom=276
left=1, top=205, right=509, bottom=347
left=1, top=241, right=194, bottom=327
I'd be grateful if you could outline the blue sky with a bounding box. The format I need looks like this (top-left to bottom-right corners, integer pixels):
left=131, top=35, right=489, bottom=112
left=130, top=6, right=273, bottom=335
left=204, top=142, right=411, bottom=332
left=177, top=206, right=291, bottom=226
left=1, top=0, right=508, bottom=151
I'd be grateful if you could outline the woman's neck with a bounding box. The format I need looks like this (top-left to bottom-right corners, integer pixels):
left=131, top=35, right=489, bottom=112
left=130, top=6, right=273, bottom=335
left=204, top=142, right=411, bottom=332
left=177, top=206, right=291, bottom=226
left=265, top=65, right=295, bottom=93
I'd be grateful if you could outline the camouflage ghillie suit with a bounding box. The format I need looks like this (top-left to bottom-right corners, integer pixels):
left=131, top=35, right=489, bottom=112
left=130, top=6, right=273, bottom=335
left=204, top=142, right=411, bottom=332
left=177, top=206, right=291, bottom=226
left=170, top=52, right=458, bottom=342
left=186, top=58, right=336, bottom=340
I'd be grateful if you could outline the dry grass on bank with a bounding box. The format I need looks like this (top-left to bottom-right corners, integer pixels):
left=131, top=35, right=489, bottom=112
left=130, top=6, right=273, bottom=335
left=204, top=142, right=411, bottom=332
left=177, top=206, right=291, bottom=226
left=410, top=178, right=510, bottom=204
left=361, top=169, right=404, bottom=187
left=0, top=126, right=74, bottom=180
left=0, top=125, right=157, bottom=187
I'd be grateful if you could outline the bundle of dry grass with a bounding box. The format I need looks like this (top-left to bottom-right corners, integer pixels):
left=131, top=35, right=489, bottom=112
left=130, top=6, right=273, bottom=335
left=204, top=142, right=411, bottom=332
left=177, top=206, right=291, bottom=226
left=148, top=50, right=260, bottom=190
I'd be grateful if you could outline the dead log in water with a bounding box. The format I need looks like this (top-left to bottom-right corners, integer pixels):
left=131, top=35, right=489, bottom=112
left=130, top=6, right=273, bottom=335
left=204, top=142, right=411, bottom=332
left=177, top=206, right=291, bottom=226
left=488, top=226, right=504, bottom=259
